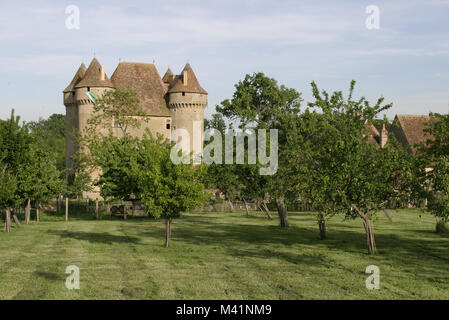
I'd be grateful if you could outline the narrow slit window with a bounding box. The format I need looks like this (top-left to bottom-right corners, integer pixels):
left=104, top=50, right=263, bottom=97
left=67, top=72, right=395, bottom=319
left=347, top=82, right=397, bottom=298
left=166, top=119, right=171, bottom=130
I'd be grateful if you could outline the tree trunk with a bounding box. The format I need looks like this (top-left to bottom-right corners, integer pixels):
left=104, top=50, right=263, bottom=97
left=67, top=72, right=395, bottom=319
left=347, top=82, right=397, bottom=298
left=228, top=200, right=234, bottom=212
left=275, top=196, right=288, bottom=228
left=4, top=208, right=11, bottom=232
left=12, top=209, right=20, bottom=227
left=86, top=198, right=89, bottom=213
left=36, top=201, right=40, bottom=223
left=243, top=198, right=250, bottom=216
left=363, top=219, right=376, bottom=254
left=123, top=204, right=127, bottom=220
left=65, top=197, right=69, bottom=222
left=436, top=216, right=448, bottom=233
left=351, top=205, right=376, bottom=254
left=262, top=201, right=273, bottom=220
left=165, top=217, right=172, bottom=247
left=95, top=199, right=99, bottom=220
left=57, top=195, right=61, bottom=213
left=383, top=209, right=393, bottom=222
left=25, top=199, right=31, bottom=224
left=318, top=214, right=326, bottom=240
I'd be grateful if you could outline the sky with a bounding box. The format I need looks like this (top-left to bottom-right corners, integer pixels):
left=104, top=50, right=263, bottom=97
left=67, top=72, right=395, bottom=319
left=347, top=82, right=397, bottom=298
left=0, top=0, right=448, bottom=122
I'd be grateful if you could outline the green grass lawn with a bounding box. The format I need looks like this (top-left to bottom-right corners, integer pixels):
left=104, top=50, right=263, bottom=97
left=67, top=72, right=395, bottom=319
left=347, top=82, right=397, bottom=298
left=0, top=207, right=448, bottom=299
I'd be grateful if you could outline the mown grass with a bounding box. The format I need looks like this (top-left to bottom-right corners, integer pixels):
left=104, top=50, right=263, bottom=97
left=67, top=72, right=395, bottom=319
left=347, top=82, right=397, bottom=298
left=0, top=207, right=448, bottom=299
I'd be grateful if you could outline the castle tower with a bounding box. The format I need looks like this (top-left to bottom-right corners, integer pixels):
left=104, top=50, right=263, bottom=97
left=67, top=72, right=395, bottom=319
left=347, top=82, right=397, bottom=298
left=63, top=63, right=86, bottom=173
left=167, top=63, right=208, bottom=157
left=74, top=58, right=114, bottom=137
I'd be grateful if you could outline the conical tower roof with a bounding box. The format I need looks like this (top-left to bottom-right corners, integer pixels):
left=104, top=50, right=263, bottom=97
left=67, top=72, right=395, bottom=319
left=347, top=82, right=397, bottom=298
left=162, top=67, right=174, bottom=83
left=75, top=58, right=114, bottom=88
left=168, top=63, right=207, bottom=94
left=63, top=63, right=86, bottom=92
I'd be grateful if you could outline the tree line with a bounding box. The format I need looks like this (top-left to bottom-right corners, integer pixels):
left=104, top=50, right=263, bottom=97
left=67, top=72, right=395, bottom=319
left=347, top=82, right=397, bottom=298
left=0, top=111, right=65, bottom=229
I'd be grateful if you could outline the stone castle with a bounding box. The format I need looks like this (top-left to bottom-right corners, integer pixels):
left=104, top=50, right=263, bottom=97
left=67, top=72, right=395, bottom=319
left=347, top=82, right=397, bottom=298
left=63, top=58, right=207, bottom=191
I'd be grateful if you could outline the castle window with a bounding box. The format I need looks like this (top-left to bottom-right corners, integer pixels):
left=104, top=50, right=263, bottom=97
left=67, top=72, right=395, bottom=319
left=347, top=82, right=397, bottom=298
left=182, top=92, right=185, bottom=96
left=87, top=87, right=90, bottom=92
left=166, top=119, right=171, bottom=130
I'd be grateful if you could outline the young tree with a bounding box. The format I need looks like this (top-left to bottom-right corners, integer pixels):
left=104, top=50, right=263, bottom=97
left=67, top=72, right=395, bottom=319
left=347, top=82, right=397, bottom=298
left=74, top=88, right=149, bottom=201
left=304, top=81, right=411, bottom=253
left=0, top=110, right=63, bottom=223
left=17, top=145, right=64, bottom=222
left=88, top=134, right=140, bottom=201
left=86, top=87, right=147, bottom=137
left=28, top=114, right=66, bottom=175
left=204, top=114, right=243, bottom=211
left=216, top=72, right=302, bottom=227
left=136, top=133, right=208, bottom=247
left=0, top=162, right=17, bottom=231
left=417, top=112, right=449, bottom=232
left=91, top=131, right=207, bottom=246
left=425, top=157, right=449, bottom=232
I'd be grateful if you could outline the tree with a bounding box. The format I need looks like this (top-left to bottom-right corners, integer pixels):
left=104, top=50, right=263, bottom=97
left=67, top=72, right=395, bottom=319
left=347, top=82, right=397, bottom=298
left=28, top=114, right=66, bottom=175
left=74, top=88, right=149, bottom=200
left=0, top=163, right=17, bottom=232
left=86, top=87, right=147, bottom=137
left=0, top=163, right=17, bottom=208
left=203, top=114, right=243, bottom=211
left=136, top=133, right=208, bottom=247
left=425, top=156, right=449, bottom=232
left=88, top=134, right=140, bottom=201
left=303, top=81, right=411, bottom=253
left=216, top=72, right=302, bottom=227
left=17, top=144, right=64, bottom=221
left=0, top=110, right=33, bottom=173
left=416, top=112, right=449, bottom=232
left=91, top=131, right=207, bottom=246
left=0, top=110, right=64, bottom=223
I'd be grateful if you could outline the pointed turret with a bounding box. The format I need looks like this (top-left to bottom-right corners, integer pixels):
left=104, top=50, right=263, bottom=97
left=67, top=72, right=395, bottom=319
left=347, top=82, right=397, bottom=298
left=75, top=58, right=114, bottom=89
left=63, top=63, right=86, bottom=93
left=63, top=63, right=88, bottom=177
left=71, top=57, right=114, bottom=173
left=168, top=63, right=207, bottom=94
left=162, top=67, right=174, bottom=83
left=167, top=63, right=208, bottom=158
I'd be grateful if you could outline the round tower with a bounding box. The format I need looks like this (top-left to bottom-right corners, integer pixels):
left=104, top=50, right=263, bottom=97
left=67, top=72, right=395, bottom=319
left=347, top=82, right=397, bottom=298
left=167, top=63, right=208, bottom=157
left=63, top=63, right=86, bottom=174
left=73, top=58, right=114, bottom=199
left=74, top=58, right=114, bottom=136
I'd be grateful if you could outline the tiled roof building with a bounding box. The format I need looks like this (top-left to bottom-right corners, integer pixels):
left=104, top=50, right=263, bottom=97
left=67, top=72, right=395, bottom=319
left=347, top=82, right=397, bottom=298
left=366, top=115, right=436, bottom=154
left=63, top=58, right=208, bottom=198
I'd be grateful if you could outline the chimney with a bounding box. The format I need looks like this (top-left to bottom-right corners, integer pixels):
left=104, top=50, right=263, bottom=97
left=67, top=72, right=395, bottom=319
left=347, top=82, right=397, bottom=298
left=380, top=123, right=388, bottom=148
left=182, top=70, right=188, bottom=86
left=100, top=66, right=105, bottom=81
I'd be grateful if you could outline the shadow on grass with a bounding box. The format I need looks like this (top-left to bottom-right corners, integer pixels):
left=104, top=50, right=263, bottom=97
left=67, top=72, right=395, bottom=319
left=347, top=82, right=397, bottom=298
left=138, top=214, right=449, bottom=275
left=47, top=230, right=141, bottom=244
left=34, top=271, right=64, bottom=281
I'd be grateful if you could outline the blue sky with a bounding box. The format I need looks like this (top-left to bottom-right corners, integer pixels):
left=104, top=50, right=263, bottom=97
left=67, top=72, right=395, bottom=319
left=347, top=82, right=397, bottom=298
left=0, top=0, right=448, bottom=122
